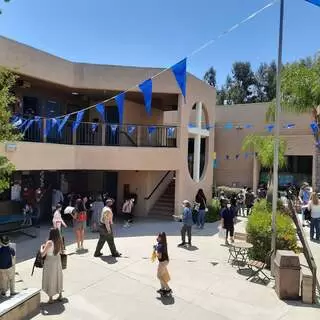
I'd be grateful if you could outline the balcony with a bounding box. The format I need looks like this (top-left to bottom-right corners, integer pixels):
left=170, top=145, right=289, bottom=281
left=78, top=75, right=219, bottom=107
left=22, top=121, right=178, bottom=148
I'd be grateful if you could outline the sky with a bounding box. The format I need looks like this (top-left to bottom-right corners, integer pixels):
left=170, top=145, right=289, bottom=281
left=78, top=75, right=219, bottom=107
left=0, top=0, right=319, bottom=87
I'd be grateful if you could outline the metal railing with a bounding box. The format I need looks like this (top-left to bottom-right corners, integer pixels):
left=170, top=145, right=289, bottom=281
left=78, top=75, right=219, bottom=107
left=22, top=121, right=177, bottom=148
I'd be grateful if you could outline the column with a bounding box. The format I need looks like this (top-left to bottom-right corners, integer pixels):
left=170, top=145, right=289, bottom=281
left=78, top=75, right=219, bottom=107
left=253, top=155, right=260, bottom=193
left=193, top=102, right=202, bottom=183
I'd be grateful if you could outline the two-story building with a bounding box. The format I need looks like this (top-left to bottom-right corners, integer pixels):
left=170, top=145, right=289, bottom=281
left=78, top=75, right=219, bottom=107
left=0, top=36, right=215, bottom=220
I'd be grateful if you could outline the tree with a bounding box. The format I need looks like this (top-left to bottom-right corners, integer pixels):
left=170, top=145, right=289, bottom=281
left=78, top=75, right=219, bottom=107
left=224, top=61, right=257, bottom=104
left=242, top=135, right=286, bottom=185
left=266, top=56, right=320, bottom=189
left=0, top=0, right=10, bottom=15
left=255, top=61, right=277, bottom=102
left=0, top=67, right=20, bottom=192
left=204, top=67, right=217, bottom=87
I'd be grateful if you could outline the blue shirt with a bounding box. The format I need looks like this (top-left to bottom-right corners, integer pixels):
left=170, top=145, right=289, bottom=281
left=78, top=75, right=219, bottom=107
left=0, top=246, right=15, bottom=269
left=182, top=207, right=193, bottom=226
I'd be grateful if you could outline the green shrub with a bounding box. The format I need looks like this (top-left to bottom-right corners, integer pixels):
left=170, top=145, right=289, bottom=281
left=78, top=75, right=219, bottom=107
left=246, top=200, right=297, bottom=265
left=205, top=199, right=220, bottom=223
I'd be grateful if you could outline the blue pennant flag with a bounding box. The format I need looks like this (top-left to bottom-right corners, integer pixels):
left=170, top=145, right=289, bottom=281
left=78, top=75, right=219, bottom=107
left=34, top=116, right=42, bottom=131
left=91, top=122, right=98, bottom=133
left=188, top=123, right=196, bottom=129
left=265, top=124, right=275, bottom=132
left=284, top=123, right=295, bottom=129
left=306, top=0, right=320, bottom=7
left=213, top=159, right=218, bottom=169
left=171, top=58, right=187, bottom=102
left=51, top=118, right=59, bottom=129
left=139, top=79, right=153, bottom=115
left=167, top=127, right=175, bottom=138
left=244, top=152, right=249, bottom=160
left=148, top=126, right=156, bottom=135
left=110, top=124, right=118, bottom=136
left=224, top=122, right=233, bottom=130
left=128, top=125, right=136, bottom=135
left=18, top=119, right=28, bottom=130
left=96, top=103, right=106, bottom=122
left=23, top=120, right=34, bottom=133
left=11, top=117, right=23, bottom=128
left=44, top=119, right=52, bottom=138
left=235, top=154, right=240, bottom=160
left=310, top=121, right=318, bottom=135
left=115, top=93, right=125, bottom=124
left=244, top=124, right=253, bottom=129
left=58, top=115, right=70, bottom=136
left=206, top=124, right=214, bottom=130
left=72, top=110, right=84, bottom=132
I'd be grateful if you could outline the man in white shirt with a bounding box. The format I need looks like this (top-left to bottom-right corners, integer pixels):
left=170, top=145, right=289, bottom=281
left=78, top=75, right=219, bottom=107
left=94, top=199, right=121, bottom=258
left=52, top=188, right=64, bottom=212
left=11, top=181, right=21, bottom=202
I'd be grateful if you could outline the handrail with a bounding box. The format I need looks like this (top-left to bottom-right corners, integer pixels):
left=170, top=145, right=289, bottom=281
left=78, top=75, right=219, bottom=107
left=288, top=200, right=320, bottom=303
left=145, top=171, right=172, bottom=200
left=119, top=131, right=137, bottom=146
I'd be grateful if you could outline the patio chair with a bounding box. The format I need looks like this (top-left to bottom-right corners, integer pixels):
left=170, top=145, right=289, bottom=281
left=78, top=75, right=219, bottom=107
left=246, top=250, right=273, bottom=283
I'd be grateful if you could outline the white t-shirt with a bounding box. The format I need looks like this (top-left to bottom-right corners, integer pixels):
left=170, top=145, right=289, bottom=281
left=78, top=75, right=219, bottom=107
left=309, top=201, right=320, bottom=219
left=100, top=206, right=113, bottom=224
left=11, top=184, right=21, bottom=201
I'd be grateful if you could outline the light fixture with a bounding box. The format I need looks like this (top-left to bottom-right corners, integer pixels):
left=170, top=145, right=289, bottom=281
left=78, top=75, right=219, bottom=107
left=72, top=92, right=79, bottom=95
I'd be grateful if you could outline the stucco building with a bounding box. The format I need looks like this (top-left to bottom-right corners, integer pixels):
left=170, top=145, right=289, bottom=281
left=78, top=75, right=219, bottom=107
left=0, top=36, right=215, bottom=219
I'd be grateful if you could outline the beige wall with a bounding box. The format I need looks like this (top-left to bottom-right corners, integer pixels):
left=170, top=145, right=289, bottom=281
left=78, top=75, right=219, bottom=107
left=214, top=103, right=314, bottom=188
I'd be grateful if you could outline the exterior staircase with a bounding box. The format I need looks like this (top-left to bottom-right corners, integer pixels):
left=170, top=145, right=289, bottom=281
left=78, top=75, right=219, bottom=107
left=148, top=179, right=175, bottom=219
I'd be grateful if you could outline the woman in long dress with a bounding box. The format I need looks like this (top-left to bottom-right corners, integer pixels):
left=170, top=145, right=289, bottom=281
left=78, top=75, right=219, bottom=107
left=40, top=228, right=63, bottom=303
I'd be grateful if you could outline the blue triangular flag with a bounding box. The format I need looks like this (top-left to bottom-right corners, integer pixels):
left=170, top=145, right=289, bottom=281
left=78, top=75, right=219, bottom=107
left=310, top=121, right=318, bottom=135
left=235, top=154, right=240, bottom=160
left=171, top=58, right=187, bottom=101
left=58, top=115, right=70, bottom=136
left=115, top=93, right=125, bottom=124
left=265, top=124, right=275, bottom=132
left=139, top=79, right=153, bottom=115
left=224, top=122, right=233, bottom=130
left=167, top=127, right=175, bottom=138
left=283, top=123, right=295, bottom=129
left=306, top=0, right=320, bottom=7
left=34, top=116, right=42, bottom=131
left=148, top=126, right=156, bottom=135
left=44, top=119, right=52, bottom=138
left=128, top=125, right=136, bottom=135
left=244, top=152, right=249, bottom=159
left=206, top=124, right=214, bottom=130
left=72, top=110, right=84, bottom=132
left=23, top=120, right=34, bottom=134
left=18, top=119, right=28, bottom=130
left=111, top=124, right=118, bottom=136
left=188, top=123, right=196, bottom=129
left=244, top=124, right=253, bottom=129
left=96, top=103, right=106, bottom=122
left=11, top=117, right=23, bottom=128
left=91, top=122, right=98, bottom=133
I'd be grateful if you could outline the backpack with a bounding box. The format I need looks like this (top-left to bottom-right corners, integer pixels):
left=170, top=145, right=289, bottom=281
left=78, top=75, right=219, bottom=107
left=31, top=250, right=45, bottom=276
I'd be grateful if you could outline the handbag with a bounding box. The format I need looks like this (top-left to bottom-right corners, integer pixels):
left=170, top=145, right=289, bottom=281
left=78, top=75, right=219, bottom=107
left=31, top=250, right=45, bottom=276
left=61, top=252, right=67, bottom=270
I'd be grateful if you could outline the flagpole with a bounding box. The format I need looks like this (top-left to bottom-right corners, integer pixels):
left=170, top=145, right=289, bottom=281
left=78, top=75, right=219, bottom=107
left=271, top=0, right=284, bottom=275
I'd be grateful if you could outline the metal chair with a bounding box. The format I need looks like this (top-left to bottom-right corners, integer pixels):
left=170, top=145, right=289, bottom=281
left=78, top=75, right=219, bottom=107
left=246, top=250, right=273, bottom=283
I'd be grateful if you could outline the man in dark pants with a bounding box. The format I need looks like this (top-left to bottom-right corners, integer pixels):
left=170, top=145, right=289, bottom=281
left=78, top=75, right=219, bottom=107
left=178, top=200, right=193, bottom=247
left=94, top=199, right=121, bottom=258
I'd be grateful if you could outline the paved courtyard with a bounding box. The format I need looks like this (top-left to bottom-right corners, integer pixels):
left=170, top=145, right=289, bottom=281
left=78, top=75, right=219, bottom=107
left=7, top=218, right=320, bottom=319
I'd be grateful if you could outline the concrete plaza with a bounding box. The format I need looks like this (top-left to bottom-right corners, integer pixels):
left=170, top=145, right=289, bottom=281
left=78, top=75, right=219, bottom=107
left=9, top=218, right=320, bottom=320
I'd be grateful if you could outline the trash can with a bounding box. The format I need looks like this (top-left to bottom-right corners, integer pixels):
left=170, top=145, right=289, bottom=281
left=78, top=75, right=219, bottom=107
left=274, top=250, right=300, bottom=300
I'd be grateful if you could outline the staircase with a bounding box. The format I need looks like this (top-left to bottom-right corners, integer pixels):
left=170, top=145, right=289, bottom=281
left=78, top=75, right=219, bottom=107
left=148, top=180, right=175, bottom=219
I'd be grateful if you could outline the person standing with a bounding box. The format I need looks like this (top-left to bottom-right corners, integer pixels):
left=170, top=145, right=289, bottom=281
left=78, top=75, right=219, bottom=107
left=195, top=189, right=207, bottom=229
left=94, top=199, right=121, bottom=258
left=221, top=201, right=236, bottom=245
left=71, top=199, right=87, bottom=251
left=245, top=188, right=255, bottom=216
left=299, top=182, right=312, bottom=227
left=237, top=190, right=245, bottom=216
left=308, top=192, right=320, bottom=241
left=178, top=200, right=193, bottom=247
left=155, top=232, right=172, bottom=295
left=91, top=194, right=104, bottom=232
left=40, top=228, right=63, bottom=303
left=52, top=204, right=67, bottom=232
left=122, top=198, right=135, bottom=227
left=0, top=236, right=16, bottom=296
left=52, top=187, right=64, bottom=213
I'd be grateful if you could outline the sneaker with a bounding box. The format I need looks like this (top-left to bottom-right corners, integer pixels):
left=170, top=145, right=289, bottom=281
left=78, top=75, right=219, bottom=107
left=1, top=292, right=6, bottom=296
left=157, top=288, right=165, bottom=294
left=112, top=252, right=122, bottom=258
left=94, top=252, right=103, bottom=257
left=178, top=242, right=186, bottom=247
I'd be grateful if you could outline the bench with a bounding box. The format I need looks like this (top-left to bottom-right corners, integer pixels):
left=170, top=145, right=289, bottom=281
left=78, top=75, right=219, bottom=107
left=0, top=214, right=37, bottom=238
left=0, top=288, right=40, bottom=320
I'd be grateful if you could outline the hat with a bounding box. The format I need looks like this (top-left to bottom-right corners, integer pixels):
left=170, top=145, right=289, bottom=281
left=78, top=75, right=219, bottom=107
left=182, top=200, right=190, bottom=205
left=0, top=236, right=10, bottom=246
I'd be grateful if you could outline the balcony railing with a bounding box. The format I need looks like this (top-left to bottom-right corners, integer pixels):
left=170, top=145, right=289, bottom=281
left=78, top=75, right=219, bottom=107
left=22, top=121, right=178, bottom=148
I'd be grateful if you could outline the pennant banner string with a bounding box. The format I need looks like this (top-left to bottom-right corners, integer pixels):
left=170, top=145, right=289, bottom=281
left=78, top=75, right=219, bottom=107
left=31, top=0, right=278, bottom=121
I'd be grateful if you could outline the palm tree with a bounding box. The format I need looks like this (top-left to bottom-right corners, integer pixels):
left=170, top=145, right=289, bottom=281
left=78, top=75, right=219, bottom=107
left=266, top=56, right=320, bottom=189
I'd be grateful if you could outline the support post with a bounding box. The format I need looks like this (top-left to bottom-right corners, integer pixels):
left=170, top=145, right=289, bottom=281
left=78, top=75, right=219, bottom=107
left=193, top=102, right=202, bottom=183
